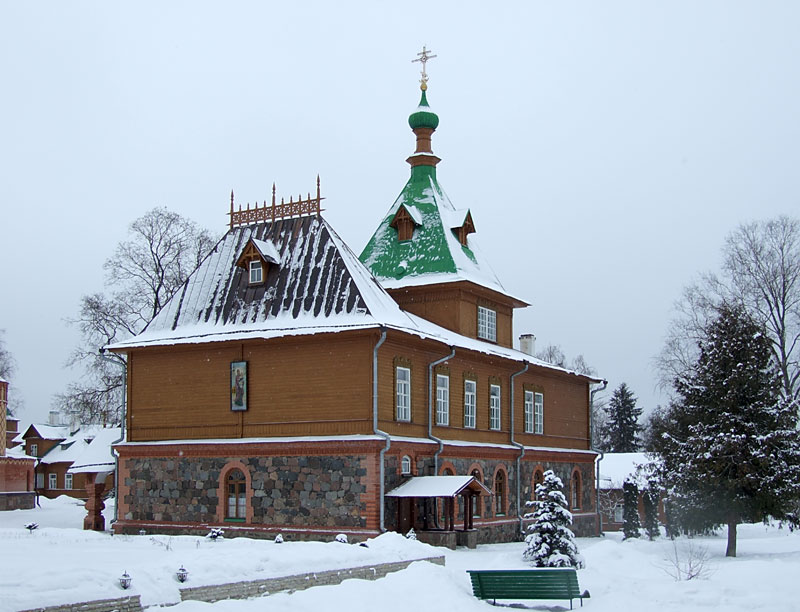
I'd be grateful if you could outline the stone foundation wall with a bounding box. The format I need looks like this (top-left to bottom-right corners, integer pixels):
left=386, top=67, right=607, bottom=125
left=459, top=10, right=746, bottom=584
left=0, top=490, right=35, bottom=511
left=122, top=454, right=368, bottom=529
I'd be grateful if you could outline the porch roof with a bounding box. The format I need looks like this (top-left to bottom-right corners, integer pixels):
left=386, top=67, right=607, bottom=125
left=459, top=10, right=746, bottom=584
left=385, top=475, right=492, bottom=498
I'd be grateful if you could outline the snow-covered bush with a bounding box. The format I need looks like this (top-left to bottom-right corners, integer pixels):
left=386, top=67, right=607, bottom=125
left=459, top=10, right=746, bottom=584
left=274, top=533, right=284, bottom=544
left=206, top=528, right=225, bottom=541
left=405, top=528, right=417, bottom=541
left=523, top=470, right=583, bottom=568
left=334, top=533, right=348, bottom=544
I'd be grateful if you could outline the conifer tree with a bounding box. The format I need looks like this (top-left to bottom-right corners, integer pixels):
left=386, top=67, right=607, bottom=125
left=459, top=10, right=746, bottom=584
left=622, top=479, right=642, bottom=540
left=604, top=383, right=643, bottom=452
left=523, top=470, right=582, bottom=568
left=642, top=484, right=660, bottom=540
left=657, top=304, right=800, bottom=556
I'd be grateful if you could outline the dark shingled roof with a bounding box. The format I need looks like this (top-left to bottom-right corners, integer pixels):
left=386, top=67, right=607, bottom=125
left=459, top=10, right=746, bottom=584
left=142, top=215, right=396, bottom=334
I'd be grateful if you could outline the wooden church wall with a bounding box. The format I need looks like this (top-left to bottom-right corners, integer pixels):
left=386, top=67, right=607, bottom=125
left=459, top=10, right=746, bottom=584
left=126, top=331, right=375, bottom=442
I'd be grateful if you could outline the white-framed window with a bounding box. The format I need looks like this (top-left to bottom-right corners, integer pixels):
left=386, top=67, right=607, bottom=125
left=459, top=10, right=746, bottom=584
left=65, top=473, right=73, bottom=490
left=36, top=473, right=44, bottom=489
left=249, top=260, right=263, bottom=284
left=489, top=384, right=501, bottom=430
left=396, top=366, right=411, bottom=422
left=477, top=306, right=497, bottom=342
left=401, top=455, right=412, bottom=475
left=464, top=379, right=476, bottom=428
left=524, top=390, right=534, bottom=434
left=614, top=505, right=624, bottom=523
left=534, top=392, right=544, bottom=434
left=436, top=374, right=449, bottom=426
left=30, top=443, right=38, bottom=457
left=48, top=473, right=57, bottom=490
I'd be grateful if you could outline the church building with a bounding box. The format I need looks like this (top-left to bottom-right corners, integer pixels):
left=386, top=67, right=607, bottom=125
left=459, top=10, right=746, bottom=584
left=109, top=54, right=601, bottom=545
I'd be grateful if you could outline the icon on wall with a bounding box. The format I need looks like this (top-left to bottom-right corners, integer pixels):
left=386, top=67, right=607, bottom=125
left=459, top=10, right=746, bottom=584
left=231, top=361, right=247, bottom=411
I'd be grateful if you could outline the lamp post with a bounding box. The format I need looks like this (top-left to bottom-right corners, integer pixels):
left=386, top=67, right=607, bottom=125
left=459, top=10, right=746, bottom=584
left=176, top=566, right=189, bottom=583
left=119, top=571, right=132, bottom=590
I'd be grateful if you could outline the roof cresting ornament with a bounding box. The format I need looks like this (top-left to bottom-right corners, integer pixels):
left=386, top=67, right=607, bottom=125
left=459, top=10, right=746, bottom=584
left=412, top=45, right=436, bottom=91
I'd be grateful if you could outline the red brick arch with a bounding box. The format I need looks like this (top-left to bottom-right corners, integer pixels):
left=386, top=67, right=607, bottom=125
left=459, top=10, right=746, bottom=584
left=216, top=460, right=254, bottom=524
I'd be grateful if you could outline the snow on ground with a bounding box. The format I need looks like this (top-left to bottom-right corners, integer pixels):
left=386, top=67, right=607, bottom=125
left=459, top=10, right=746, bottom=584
left=2, top=496, right=799, bottom=611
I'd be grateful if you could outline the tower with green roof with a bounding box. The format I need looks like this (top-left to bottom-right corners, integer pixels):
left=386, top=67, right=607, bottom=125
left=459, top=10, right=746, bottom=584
left=360, top=51, right=527, bottom=348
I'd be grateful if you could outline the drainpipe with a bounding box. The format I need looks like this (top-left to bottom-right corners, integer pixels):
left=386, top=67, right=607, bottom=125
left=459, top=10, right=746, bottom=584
left=590, top=379, right=608, bottom=534
left=428, top=346, right=456, bottom=473
left=372, top=327, right=390, bottom=532
left=99, top=349, right=127, bottom=526
left=509, top=361, right=529, bottom=537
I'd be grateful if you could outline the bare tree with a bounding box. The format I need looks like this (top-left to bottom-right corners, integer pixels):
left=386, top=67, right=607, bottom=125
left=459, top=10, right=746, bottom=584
left=657, top=216, right=800, bottom=402
left=0, top=331, right=19, bottom=417
left=58, top=208, right=217, bottom=425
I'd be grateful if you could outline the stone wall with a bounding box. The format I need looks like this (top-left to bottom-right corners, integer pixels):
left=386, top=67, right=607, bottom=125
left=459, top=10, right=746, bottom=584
left=122, top=454, right=368, bottom=528
left=20, top=595, right=142, bottom=612
left=0, top=490, right=35, bottom=511
left=179, top=556, right=445, bottom=604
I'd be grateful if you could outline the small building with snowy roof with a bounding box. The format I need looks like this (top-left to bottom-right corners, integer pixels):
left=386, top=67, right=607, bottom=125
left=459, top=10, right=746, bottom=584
left=0, top=378, right=35, bottom=510
left=107, top=64, right=603, bottom=543
left=597, top=452, right=664, bottom=531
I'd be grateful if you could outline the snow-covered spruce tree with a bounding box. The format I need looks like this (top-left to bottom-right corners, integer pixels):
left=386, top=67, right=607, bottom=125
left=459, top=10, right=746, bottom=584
left=523, top=470, right=582, bottom=568
left=622, top=479, right=642, bottom=540
left=659, top=304, right=800, bottom=557
left=642, top=484, right=660, bottom=540
left=604, top=383, right=643, bottom=452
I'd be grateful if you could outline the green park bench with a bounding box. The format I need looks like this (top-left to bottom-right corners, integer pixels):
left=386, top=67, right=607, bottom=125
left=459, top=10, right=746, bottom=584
left=467, top=568, right=590, bottom=609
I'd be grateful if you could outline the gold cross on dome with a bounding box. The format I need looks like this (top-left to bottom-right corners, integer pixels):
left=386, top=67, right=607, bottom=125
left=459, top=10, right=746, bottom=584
left=412, top=45, right=437, bottom=89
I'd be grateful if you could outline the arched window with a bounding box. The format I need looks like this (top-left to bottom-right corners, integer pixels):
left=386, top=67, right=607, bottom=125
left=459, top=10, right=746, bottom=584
left=226, top=469, right=247, bottom=520
left=494, top=470, right=506, bottom=517
left=571, top=470, right=581, bottom=511
left=401, top=455, right=412, bottom=475
left=532, top=469, right=544, bottom=501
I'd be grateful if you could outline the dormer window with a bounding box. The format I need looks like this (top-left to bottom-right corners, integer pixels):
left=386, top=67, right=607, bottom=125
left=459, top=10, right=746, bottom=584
left=249, top=260, right=263, bottom=284
left=236, top=237, right=280, bottom=286
left=390, top=204, right=422, bottom=242
left=450, top=210, right=476, bottom=247
left=477, top=306, right=497, bottom=342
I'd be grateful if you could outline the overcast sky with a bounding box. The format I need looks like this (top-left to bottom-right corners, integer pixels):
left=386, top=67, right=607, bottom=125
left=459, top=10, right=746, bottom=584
left=2, top=2, right=799, bottom=425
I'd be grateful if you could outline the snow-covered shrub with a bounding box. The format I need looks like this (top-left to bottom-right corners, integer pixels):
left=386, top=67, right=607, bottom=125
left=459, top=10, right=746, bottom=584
left=405, top=528, right=417, bottom=540
left=206, top=528, right=225, bottom=541
left=274, top=533, right=284, bottom=544
left=334, top=533, right=348, bottom=544
left=523, top=470, right=583, bottom=568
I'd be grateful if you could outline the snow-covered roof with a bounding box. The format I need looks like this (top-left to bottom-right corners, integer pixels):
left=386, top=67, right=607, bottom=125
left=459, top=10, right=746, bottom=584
left=360, top=173, right=519, bottom=302
left=24, top=424, right=70, bottom=441
left=385, top=475, right=492, bottom=498
left=598, top=452, right=651, bottom=490
left=251, top=238, right=281, bottom=264
left=69, top=427, right=121, bottom=474
left=106, top=214, right=595, bottom=383
left=4, top=445, right=33, bottom=460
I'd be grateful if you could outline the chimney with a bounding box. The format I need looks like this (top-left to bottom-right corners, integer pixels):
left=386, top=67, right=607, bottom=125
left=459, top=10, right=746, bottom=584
left=519, top=333, right=536, bottom=356
left=48, top=410, right=61, bottom=426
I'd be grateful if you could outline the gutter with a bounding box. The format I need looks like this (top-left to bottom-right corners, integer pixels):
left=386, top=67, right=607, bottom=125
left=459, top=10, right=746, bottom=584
left=509, top=361, right=529, bottom=537
left=590, top=379, right=608, bottom=534
left=372, top=327, right=390, bottom=532
left=427, top=347, right=456, bottom=473
left=99, top=349, right=127, bottom=526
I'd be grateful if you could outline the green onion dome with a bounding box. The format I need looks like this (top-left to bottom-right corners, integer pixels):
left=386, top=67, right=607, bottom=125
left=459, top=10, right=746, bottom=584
left=408, top=88, right=439, bottom=130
